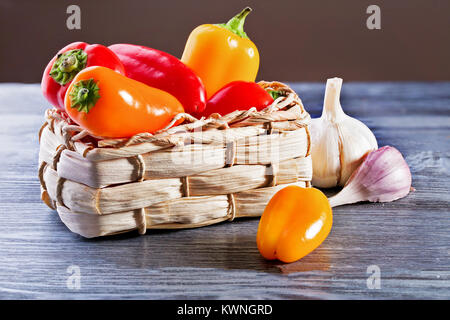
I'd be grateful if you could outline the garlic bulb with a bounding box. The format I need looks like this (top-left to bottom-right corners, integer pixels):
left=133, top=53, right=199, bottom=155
left=328, top=146, right=412, bottom=207
left=310, top=77, right=378, bottom=188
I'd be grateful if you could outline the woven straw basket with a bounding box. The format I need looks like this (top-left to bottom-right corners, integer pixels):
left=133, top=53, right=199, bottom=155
left=38, top=81, right=312, bottom=238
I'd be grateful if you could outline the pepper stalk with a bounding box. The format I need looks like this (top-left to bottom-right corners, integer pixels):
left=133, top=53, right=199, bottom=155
left=50, top=49, right=87, bottom=85
left=217, top=7, right=252, bottom=38
left=69, top=78, right=100, bottom=113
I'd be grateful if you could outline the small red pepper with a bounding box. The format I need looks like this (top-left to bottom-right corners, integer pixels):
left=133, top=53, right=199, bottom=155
left=109, top=44, right=207, bottom=114
left=201, top=81, right=274, bottom=118
left=41, top=42, right=125, bottom=110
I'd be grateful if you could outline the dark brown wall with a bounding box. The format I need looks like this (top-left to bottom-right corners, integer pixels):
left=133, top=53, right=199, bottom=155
left=1, top=0, right=449, bottom=82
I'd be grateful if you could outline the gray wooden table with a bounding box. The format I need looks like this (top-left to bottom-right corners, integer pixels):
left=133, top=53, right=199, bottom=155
left=0, top=82, right=448, bottom=299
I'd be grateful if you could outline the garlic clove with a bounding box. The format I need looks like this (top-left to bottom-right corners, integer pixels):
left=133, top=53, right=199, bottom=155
left=337, top=117, right=378, bottom=186
left=310, top=119, right=341, bottom=187
left=328, top=146, right=412, bottom=207
left=310, top=77, right=378, bottom=188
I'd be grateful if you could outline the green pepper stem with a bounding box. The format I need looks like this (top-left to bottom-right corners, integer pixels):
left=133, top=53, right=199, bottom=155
left=69, top=79, right=100, bottom=113
left=49, top=49, right=87, bottom=85
left=217, top=7, right=252, bottom=39
left=268, top=90, right=282, bottom=100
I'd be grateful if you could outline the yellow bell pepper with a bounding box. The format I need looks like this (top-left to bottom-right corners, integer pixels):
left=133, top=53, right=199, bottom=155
left=257, top=186, right=333, bottom=263
left=181, top=7, right=260, bottom=98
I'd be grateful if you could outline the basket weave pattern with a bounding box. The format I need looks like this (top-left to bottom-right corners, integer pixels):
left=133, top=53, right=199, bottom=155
left=38, top=81, right=312, bottom=238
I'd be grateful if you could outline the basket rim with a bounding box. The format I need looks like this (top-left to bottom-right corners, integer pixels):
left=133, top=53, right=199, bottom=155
left=40, top=81, right=310, bottom=153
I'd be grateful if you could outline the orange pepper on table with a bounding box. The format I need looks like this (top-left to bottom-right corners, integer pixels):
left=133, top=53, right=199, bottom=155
left=181, top=7, right=260, bottom=98
left=64, top=66, right=184, bottom=138
left=257, top=186, right=333, bottom=263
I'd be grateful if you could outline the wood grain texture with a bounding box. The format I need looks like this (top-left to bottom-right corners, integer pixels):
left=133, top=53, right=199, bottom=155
left=0, top=83, right=449, bottom=299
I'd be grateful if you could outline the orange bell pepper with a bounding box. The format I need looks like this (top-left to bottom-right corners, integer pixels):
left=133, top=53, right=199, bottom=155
left=181, top=7, right=259, bottom=98
left=257, top=186, right=333, bottom=263
left=64, top=66, right=184, bottom=138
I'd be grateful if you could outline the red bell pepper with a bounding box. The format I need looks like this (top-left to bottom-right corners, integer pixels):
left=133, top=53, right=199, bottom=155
left=41, top=42, right=125, bottom=110
left=109, top=44, right=206, bottom=114
left=201, top=81, right=274, bottom=117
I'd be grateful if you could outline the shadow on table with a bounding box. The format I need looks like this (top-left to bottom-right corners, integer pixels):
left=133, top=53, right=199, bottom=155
left=75, top=217, right=332, bottom=275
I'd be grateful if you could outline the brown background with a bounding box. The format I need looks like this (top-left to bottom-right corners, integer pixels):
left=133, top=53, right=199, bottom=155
left=1, top=0, right=449, bottom=83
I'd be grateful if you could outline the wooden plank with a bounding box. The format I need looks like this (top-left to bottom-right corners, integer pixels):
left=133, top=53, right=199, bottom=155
left=0, top=83, right=448, bottom=299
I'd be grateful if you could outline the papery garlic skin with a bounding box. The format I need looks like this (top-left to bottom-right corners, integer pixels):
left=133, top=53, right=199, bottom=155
left=310, top=77, right=378, bottom=188
left=328, top=146, right=412, bottom=207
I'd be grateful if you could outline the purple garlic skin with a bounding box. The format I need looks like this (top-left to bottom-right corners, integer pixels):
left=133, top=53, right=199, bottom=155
left=328, top=146, right=412, bottom=207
